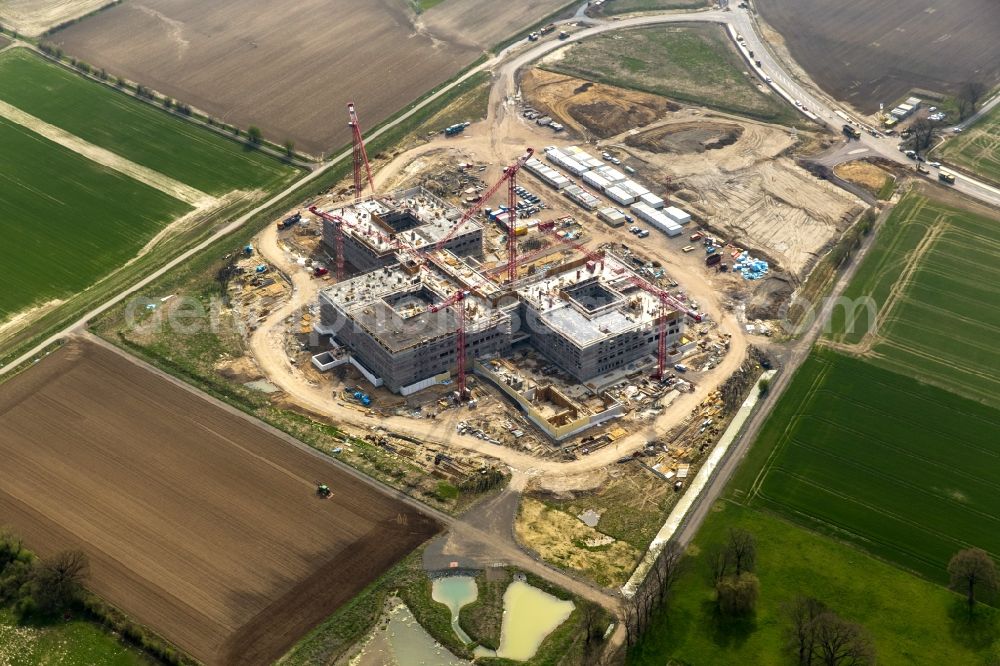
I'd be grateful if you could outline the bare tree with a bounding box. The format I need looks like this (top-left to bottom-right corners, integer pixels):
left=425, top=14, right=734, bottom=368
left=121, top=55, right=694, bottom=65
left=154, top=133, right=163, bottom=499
left=708, top=543, right=730, bottom=584
left=957, top=81, right=987, bottom=119
left=949, top=548, right=998, bottom=615
left=655, top=540, right=686, bottom=605
left=909, top=118, right=937, bottom=153
left=727, top=528, right=756, bottom=576
left=29, top=550, right=89, bottom=615
left=621, top=590, right=639, bottom=647
left=785, top=596, right=828, bottom=665
left=812, top=612, right=876, bottom=666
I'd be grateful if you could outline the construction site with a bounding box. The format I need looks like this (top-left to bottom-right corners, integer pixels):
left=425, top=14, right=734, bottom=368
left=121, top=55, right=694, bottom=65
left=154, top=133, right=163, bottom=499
left=227, top=93, right=784, bottom=467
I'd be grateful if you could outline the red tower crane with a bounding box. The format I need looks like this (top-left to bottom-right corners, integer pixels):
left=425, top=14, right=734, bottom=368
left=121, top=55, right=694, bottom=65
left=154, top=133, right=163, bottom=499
left=309, top=205, right=419, bottom=280
left=428, top=290, right=471, bottom=400
left=485, top=217, right=701, bottom=380
left=434, top=149, right=534, bottom=285
left=347, top=102, right=375, bottom=198
left=627, top=274, right=702, bottom=380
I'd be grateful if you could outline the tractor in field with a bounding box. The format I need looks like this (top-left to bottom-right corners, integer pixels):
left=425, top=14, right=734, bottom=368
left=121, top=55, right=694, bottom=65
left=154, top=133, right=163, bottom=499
left=316, top=483, right=332, bottom=499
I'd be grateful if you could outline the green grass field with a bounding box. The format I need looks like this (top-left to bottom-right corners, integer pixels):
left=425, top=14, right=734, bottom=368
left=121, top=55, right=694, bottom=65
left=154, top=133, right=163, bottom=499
left=731, top=348, right=1000, bottom=582
left=599, top=0, right=709, bottom=14
left=938, top=104, right=1000, bottom=184
left=543, top=25, right=797, bottom=124
left=0, top=49, right=299, bottom=195
left=628, top=503, right=997, bottom=665
left=0, top=609, right=150, bottom=665
left=826, top=193, right=1000, bottom=407
left=0, top=117, right=190, bottom=318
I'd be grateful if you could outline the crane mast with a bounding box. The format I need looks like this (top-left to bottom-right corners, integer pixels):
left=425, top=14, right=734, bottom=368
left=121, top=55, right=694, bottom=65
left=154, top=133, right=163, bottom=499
left=347, top=102, right=375, bottom=198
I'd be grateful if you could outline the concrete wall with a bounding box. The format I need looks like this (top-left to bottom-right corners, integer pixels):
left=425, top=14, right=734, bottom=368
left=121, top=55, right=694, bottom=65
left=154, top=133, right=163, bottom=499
left=520, top=303, right=683, bottom=382
left=475, top=361, right=624, bottom=441
left=319, top=290, right=512, bottom=393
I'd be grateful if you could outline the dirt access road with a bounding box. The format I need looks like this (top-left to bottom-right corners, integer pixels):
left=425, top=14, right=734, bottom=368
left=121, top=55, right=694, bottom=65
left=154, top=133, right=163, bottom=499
left=0, top=337, right=438, bottom=665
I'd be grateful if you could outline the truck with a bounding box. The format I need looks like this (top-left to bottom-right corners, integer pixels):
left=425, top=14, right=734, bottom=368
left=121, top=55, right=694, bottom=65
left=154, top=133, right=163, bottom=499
left=558, top=30, right=569, bottom=40
left=706, top=252, right=722, bottom=266
left=277, top=212, right=301, bottom=230
left=938, top=169, right=956, bottom=184
left=540, top=23, right=556, bottom=35
left=444, top=122, right=470, bottom=136
left=842, top=124, right=861, bottom=140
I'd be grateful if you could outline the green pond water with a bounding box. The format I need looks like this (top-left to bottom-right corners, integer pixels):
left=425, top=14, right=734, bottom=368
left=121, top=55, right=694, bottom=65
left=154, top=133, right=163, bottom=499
left=431, top=575, right=478, bottom=644
left=473, top=580, right=575, bottom=661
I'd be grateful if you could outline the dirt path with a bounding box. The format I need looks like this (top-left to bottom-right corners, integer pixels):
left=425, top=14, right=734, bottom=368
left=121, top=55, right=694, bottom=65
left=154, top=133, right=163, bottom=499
left=0, top=98, right=213, bottom=206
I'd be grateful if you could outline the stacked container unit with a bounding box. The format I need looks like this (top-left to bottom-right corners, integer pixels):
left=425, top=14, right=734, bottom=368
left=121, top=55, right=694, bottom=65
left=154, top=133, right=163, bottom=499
left=544, top=147, right=588, bottom=176
left=606, top=185, right=636, bottom=206
left=582, top=171, right=611, bottom=191
left=631, top=202, right=682, bottom=237
left=597, top=207, right=626, bottom=227
left=595, top=166, right=627, bottom=183
left=525, top=158, right=570, bottom=190
left=639, top=192, right=665, bottom=209
left=663, top=206, right=691, bottom=225
left=620, top=180, right=649, bottom=199
left=564, top=185, right=600, bottom=210
left=564, top=146, right=604, bottom=171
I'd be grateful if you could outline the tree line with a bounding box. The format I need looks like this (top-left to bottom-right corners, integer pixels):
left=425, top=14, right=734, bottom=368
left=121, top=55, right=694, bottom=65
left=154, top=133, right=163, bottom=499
left=34, top=42, right=300, bottom=160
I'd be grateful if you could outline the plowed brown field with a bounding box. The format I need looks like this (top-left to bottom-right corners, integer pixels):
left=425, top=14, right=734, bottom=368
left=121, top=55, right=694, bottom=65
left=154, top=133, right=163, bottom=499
left=756, top=0, right=1000, bottom=113
left=52, top=0, right=569, bottom=155
left=0, top=339, right=439, bottom=665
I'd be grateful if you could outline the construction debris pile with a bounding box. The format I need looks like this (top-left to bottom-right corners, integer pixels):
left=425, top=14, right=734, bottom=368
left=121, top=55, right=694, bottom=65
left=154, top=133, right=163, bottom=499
left=419, top=161, right=487, bottom=199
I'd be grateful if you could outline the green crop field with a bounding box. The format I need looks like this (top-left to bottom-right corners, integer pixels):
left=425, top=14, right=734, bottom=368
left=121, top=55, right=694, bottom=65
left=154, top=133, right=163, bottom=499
left=938, top=104, right=1000, bottom=184
left=0, top=49, right=299, bottom=195
left=630, top=192, right=1000, bottom=664
left=826, top=193, right=1000, bottom=408
left=542, top=24, right=798, bottom=124
left=732, top=348, right=1000, bottom=582
left=0, top=118, right=190, bottom=319
left=629, top=503, right=995, bottom=665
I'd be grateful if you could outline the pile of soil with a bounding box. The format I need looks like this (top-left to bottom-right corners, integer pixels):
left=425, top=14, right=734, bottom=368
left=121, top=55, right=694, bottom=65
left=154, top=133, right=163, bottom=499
left=626, top=121, right=743, bottom=154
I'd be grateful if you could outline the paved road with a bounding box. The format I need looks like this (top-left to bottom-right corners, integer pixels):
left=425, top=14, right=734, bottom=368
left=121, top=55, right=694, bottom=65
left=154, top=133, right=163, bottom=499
left=493, top=6, right=1000, bottom=210
left=674, top=204, right=890, bottom=550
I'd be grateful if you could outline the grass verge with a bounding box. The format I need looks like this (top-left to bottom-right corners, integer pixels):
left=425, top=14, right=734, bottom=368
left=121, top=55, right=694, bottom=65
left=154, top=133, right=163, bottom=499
left=598, top=0, right=710, bottom=14
left=543, top=24, right=799, bottom=125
